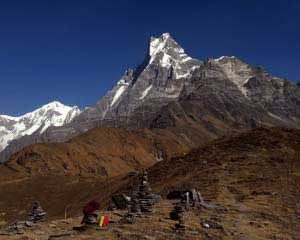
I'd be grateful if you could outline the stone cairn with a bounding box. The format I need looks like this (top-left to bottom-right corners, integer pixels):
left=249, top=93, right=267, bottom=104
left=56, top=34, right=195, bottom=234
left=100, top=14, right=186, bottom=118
left=122, top=171, right=158, bottom=223
left=170, top=192, right=191, bottom=233
left=170, top=203, right=186, bottom=232
left=2, top=202, right=46, bottom=235
left=28, top=201, right=47, bottom=223
left=138, top=171, right=156, bottom=213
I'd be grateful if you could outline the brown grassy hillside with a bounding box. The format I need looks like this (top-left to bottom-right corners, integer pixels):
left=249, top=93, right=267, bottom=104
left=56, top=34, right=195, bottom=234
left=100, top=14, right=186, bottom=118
left=0, top=127, right=157, bottom=222
left=3, top=127, right=157, bottom=177
left=0, top=125, right=213, bottom=222
left=142, top=127, right=300, bottom=239
left=2, top=127, right=300, bottom=239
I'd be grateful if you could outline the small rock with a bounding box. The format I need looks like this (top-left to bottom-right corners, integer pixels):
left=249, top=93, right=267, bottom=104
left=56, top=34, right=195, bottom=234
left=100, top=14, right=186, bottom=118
left=25, top=221, right=34, bottom=227
left=203, top=223, right=210, bottom=228
left=48, top=223, right=57, bottom=228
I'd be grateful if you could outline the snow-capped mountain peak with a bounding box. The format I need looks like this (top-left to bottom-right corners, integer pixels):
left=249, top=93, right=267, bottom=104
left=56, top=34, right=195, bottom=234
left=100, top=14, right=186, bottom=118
left=149, top=33, right=189, bottom=64
left=87, top=33, right=203, bottom=116
left=144, top=33, right=202, bottom=81
left=0, top=101, right=81, bottom=152
left=149, top=33, right=174, bottom=57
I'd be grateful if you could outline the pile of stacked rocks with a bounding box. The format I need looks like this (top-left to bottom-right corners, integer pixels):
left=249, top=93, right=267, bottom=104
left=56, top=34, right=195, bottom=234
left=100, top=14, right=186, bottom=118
left=129, top=191, right=142, bottom=215
left=121, top=171, right=159, bottom=223
left=121, top=191, right=141, bottom=224
left=0, top=202, right=46, bottom=235
left=137, top=171, right=156, bottom=214
left=128, top=171, right=156, bottom=215
left=5, top=222, right=25, bottom=235
left=169, top=191, right=193, bottom=233
left=170, top=203, right=186, bottom=232
left=28, top=201, right=47, bottom=223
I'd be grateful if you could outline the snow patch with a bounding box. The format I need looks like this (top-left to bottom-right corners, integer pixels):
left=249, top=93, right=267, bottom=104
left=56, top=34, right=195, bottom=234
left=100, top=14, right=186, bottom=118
left=140, top=85, right=153, bottom=100
left=111, top=85, right=127, bottom=107
left=149, top=33, right=172, bottom=58
left=149, top=38, right=161, bottom=56
left=149, top=33, right=184, bottom=64
left=117, top=79, right=127, bottom=85
left=176, top=72, right=190, bottom=79
left=41, top=122, right=51, bottom=134
left=160, top=53, right=172, bottom=67
left=215, top=56, right=236, bottom=61
left=191, top=66, right=200, bottom=71
left=181, top=56, right=192, bottom=62
left=149, top=41, right=167, bottom=64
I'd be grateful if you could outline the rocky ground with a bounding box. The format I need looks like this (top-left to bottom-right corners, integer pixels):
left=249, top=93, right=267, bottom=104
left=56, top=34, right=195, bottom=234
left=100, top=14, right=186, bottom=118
left=0, top=199, right=293, bottom=240
left=1, top=127, right=300, bottom=239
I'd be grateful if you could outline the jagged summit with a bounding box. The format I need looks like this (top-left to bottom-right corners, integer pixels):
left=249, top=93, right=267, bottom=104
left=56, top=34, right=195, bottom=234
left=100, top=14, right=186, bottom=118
left=97, top=34, right=202, bottom=114
left=149, top=33, right=184, bottom=57
left=147, top=33, right=198, bottom=75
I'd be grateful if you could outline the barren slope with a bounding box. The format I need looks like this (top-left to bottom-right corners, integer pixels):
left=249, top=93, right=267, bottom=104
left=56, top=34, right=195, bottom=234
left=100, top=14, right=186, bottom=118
left=0, top=125, right=213, bottom=222
left=143, top=127, right=300, bottom=239
left=1, top=127, right=300, bottom=239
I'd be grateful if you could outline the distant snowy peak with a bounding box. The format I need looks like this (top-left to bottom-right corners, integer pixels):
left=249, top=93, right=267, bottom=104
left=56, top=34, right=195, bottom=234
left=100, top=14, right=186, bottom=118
left=0, top=101, right=79, bottom=121
left=0, top=101, right=81, bottom=152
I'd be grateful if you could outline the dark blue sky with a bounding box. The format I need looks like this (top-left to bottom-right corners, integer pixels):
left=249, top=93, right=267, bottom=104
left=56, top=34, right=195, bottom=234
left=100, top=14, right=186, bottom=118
left=0, top=0, right=299, bottom=115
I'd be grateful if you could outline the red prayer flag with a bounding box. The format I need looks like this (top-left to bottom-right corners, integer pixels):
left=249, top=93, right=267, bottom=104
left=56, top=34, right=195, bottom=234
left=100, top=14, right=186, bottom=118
left=103, top=216, right=110, bottom=227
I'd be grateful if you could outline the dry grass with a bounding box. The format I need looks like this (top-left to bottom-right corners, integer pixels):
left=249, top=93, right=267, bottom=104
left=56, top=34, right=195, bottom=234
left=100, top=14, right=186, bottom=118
left=1, top=127, right=300, bottom=239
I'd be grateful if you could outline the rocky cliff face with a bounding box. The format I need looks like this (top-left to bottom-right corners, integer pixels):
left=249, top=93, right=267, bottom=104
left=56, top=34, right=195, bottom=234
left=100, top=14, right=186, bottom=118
left=71, top=33, right=202, bottom=127
left=1, top=33, right=300, bottom=162
left=74, top=33, right=300, bottom=130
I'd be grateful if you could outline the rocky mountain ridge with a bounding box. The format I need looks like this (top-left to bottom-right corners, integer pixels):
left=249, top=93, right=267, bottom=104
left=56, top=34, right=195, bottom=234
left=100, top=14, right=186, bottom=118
left=1, top=32, right=300, bottom=162
left=68, top=33, right=300, bottom=130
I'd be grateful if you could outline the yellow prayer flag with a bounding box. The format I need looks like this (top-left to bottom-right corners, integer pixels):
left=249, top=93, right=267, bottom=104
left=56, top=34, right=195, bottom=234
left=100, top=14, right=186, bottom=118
left=99, top=216, right=105, bottom=227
